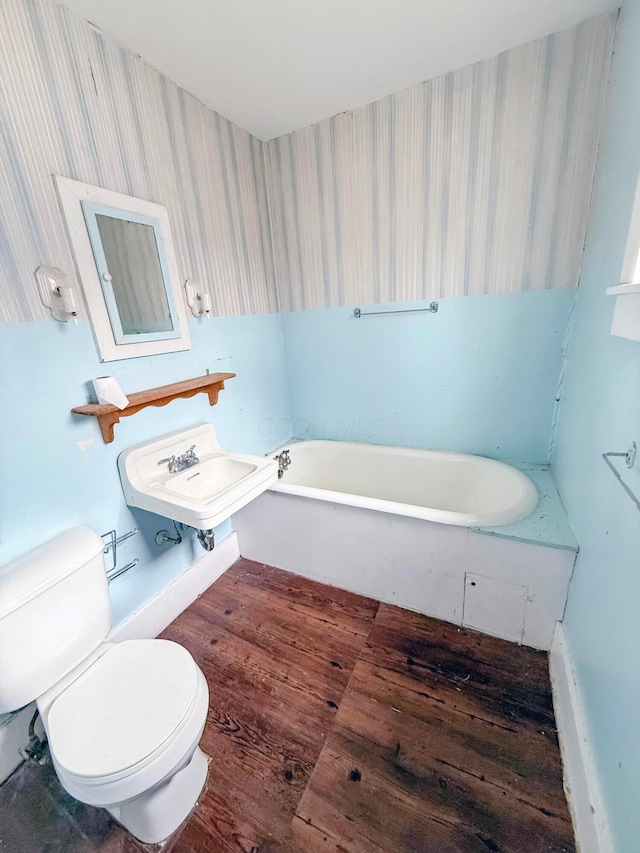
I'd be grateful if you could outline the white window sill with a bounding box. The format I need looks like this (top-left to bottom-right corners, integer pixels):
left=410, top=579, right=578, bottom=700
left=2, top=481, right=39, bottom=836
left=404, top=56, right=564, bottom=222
left=607, top=283, right=640, bottom=341
left=606, top=282, right=640, bottom=296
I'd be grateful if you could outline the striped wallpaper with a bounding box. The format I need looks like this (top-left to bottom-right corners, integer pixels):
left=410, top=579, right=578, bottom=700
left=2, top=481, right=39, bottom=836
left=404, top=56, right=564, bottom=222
left=0, top=0, right=276, bottom=323
left=265, top=14, right=616, bottom=312
left=0, top=3, right=616, bottom=323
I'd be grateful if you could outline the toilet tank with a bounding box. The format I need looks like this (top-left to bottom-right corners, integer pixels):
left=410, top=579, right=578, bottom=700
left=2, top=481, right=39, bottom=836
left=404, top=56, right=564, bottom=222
left=0, top=527, right=111, bottom=714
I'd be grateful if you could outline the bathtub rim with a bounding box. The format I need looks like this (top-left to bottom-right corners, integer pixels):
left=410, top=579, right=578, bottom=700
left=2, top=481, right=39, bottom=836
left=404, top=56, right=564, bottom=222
left=269, top=438, right=540, bottom=528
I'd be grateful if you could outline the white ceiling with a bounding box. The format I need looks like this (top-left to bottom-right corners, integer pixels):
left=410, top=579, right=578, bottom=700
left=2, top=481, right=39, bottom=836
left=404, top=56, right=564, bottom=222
left=60, top=0, right=619, bottom=140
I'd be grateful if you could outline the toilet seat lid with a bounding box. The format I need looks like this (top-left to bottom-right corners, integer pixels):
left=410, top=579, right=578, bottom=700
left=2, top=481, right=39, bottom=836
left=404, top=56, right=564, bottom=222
left=47, top=640, right=201, bottom=779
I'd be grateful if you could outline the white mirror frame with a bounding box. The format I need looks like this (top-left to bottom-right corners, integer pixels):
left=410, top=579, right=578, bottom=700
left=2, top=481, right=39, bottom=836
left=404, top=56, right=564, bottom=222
left=54, top=175, right=191, bottom=361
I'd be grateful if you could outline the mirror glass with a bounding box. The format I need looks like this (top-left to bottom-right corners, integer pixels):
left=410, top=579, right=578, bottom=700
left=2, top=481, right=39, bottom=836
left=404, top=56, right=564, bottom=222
left=95, top=214, right=173, bottom=335
left=55, top=176, right=191, bottom=362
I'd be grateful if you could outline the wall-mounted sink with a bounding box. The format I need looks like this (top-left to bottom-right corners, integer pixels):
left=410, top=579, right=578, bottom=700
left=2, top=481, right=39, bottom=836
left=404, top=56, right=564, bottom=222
left=118, top=423, right=278, bottom=530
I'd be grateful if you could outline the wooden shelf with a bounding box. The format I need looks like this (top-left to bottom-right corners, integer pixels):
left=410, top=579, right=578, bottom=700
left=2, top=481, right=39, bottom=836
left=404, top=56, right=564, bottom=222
left=72, top=372, right=235, bottom=444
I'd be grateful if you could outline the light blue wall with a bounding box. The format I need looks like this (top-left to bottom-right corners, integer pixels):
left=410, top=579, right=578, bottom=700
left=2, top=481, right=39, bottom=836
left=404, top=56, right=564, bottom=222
left=552, top=1, right=640, bottom=848
left=0, top=315, right=290, bottom=626
left=281, top=289, right=574, bottom=462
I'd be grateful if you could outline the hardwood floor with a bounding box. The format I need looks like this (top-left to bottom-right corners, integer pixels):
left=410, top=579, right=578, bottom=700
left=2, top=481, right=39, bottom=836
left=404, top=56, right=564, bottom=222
left=0, top=558, right=575, bottom=853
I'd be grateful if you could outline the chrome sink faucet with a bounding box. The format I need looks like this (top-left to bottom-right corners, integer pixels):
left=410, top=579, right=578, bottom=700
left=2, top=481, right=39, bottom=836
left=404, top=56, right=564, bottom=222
left=158, top=445, right=199, bottom=474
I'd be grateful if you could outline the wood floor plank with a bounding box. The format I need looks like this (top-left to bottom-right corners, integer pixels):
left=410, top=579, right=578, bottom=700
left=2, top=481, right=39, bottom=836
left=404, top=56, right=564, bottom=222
left=361, top=604, right=556, bottom=731
left=164, top=604, right=356, bottom=721
left=293, top=727, right=574, bottom=853
left=173, top=784, right=274, bottom=853
left=187, top=582, right=371, bottom=679
left=334, top=661, right=569, bottom=816
left=293, top=737, right=492, bottom=853
left=221, top=560, right=379, bottom=637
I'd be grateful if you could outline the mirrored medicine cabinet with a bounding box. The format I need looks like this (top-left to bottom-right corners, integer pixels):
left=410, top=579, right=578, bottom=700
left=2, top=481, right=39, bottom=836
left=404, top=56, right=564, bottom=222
left=55, top=175, right=191, bottom=361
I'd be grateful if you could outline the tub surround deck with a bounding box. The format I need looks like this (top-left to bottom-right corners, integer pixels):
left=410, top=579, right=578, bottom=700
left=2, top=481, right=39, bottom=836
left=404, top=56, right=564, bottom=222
left=474, top=463, right=578, bottom=552
left=0, top=560, right=575, bottom=853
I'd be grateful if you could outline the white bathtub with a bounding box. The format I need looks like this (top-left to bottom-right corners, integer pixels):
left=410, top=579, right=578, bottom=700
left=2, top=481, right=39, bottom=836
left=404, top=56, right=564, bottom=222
left=273, top=440, right=539, bottom=527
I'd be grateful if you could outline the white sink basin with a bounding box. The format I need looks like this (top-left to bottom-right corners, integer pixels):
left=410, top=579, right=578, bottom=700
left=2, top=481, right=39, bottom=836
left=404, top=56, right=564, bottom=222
left=118, top=423, right=278, bottom=530
left=164, top=457, right=257, bottom=501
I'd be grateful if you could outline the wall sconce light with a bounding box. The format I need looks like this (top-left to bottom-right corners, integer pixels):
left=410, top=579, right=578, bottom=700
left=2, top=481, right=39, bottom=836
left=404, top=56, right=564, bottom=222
left=35, top=266, right=79, bottom=324
left=184, top=279, right=212, bottom=319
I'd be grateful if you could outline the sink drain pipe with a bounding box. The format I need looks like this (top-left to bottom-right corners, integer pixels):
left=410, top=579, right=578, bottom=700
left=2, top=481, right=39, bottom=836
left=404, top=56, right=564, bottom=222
left=197, top=528, right=215, bottom=551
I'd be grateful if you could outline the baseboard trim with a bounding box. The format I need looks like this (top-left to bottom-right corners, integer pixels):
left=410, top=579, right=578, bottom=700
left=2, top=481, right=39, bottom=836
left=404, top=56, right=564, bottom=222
left=0, top=533, right=239, bottom=785
left=109, top=531, right=239, bottom=641
left=550, top=622, right=613, bottom=853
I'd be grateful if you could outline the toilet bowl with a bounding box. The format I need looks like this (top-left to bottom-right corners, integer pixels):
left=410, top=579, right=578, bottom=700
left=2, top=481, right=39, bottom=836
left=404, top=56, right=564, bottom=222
left=0, top=528, right=210, bottom=844
left=42, top=641, right=207, bottom=798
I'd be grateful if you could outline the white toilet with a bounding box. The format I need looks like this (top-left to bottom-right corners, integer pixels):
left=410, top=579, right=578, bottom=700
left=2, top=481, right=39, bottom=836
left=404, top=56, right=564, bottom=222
left=0, top=526, right=210, bottom=844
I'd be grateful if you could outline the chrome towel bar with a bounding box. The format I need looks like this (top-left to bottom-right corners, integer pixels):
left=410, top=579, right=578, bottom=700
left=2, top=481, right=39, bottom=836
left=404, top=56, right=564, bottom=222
left=353, top=301, right=438, bottom=318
